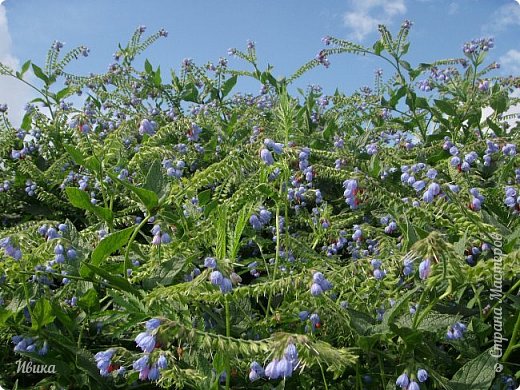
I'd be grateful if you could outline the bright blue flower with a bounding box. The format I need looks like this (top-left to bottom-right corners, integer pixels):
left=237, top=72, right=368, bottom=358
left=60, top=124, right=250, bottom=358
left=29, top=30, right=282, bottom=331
left=419, top=258, right=431, bottom=280
left=265, top=359, right=280, bottom=379
left=204, top=257, right=217, bottom=269
left=220, top=278, right=233, bottom=293
left=210, top=270, right=223, bottom=286
left=310, top=283, right=323, bottom=296
left=408, top=380, right=420, bottom=390
left=157, top=354, right=167, bottom=369
left=260, top=148, right=274, bottom=165
left=417, top=368, right=428, bottom=382
left=132, top=354, right=149, bottom=371
left=396, top=373, right=410, bottom=388
left=148, top=365, right=160, bottom=380
left=276, top=357, right=293, bottom=378
left=145, top=318, right=161, bottom=331
left=135, top=332, right=156, bottom=353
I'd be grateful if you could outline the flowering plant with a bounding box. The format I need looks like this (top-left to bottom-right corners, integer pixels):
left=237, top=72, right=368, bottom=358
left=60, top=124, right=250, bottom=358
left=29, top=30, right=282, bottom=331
left=0, top=22, right=519, bottom=389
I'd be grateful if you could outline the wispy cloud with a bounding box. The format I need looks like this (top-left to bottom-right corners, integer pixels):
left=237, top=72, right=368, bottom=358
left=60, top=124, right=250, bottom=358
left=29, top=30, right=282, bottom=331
left=0, top=0, right=33, bottom=126
left=342, top=0, right=407, bottom=41
left=483, top=1, right=520, bottom=35
left=499, top=49, right=520, bottom=75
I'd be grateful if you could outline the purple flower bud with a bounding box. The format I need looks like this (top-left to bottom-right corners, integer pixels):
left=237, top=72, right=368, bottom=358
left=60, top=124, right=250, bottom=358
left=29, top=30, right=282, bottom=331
left=152, top=234, right=162, bottom=245
left=204, top=257, right=217, bottom=269
left=276, top=357, right=293, bottom=378
left=220, top=278, right=233, bottom=293
left=396, top=373, right=410, bottom=388
left=417, top=369, right=428, bottom=382
left=265, top=359, right=280, bottom=379
left=310, top=283, right=323, bottom=296
left=249, top=214, right=263, bottom=230
left=145, top=318, right=161, bottom=330
left=160, top=233, right=171, bottom=244
left=419, top=258, right=431, bottom=280
left=210, top=271, right=223, bottom=286
left=260, top=148, right=274, bottom=165
left=157, top=354, right=167, bottom=369
left=408, top=380, right=420, bottom=390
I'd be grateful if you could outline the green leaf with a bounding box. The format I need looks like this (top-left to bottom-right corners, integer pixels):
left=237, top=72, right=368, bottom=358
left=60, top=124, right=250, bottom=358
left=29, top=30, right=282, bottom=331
left=181, top=82, right=199, bottom=103
left=21, top=60, right=31, bottom=76
left=82, top=263, right=139, bottom=294
left=373, top=40, right=384, bottom=55
left=63, top=144, right=101, bottom=172
left=107, top=171, right=159, bottom=211
left=31, top=64, right=49, bottom=84
left=490, top=93, right=508, bottom=114
left=144, top=159, right=164, bottom=195
left=448, top=350, right=497, bottom=390
left=434, top=99, right=457, bottom=116
left=77, top=289, right=100, bottom=312
left=65, top=187, right=113, bottom=223
left=55, top=87, right=71, bottom=101
left=0, top=307, right=12, bottom=324
left=91, top=225, right=135, bottom=266
left=51, top=301, right=74, bottom=334
left=20, top=113, right=32, bottom=131
left=154, top=66, right=162, bottom=86
left=144, top=59, right=153, bottom=74
left=31, top=298, right=55, bottom=330
left=221, top=75, right=237, bottom=98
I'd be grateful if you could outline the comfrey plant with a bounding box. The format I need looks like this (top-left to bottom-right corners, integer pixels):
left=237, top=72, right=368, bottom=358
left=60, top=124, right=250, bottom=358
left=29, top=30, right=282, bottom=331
left=0, top=21, right=519, bottom=390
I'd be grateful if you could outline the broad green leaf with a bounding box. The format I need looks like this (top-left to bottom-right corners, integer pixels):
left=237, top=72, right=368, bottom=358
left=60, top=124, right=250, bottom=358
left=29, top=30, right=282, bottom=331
left=448, top=350, right=497, bottom=390
left=144, top=59, right=153, bottom=74
left=78, top=288, right=100, bottom=312
left=63, top=144, right=101, bottom=172
left=144, top=159, right=164, bottom=195
left=82, top=263, right=139, bottom=294
left=434, top=99, right=457, bottom=116
left=31, top=64, right=49, bottom=84
left=65, top=187, right=113, bottom=223
left=221, top=75, right=237, bottom=98
left=20, top=113, right=32, bottom=131
left=107, top=171, right=159, bottom=211
left=91, top=225, right=135, bottom=266
left=21, top=59, right=31, bottom=76
left=31, top=298, right=55, bottom=330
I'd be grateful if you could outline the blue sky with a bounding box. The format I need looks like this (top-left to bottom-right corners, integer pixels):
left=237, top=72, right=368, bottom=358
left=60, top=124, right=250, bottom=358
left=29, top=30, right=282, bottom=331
left=1, top=0, right=519, bottom=124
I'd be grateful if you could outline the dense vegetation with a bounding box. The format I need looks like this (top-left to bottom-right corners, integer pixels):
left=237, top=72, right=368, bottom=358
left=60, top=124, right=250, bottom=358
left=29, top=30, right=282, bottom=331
left=0, top=22, right=519, bottom=389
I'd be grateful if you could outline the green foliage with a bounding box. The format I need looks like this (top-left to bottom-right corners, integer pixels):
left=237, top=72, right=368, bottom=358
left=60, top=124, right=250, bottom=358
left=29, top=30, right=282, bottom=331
left=0, top=23, right=519, bottom=390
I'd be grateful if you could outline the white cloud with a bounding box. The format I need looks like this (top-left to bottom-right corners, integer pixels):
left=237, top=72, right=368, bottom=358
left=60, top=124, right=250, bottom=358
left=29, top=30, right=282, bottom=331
left=483, top=1, right=520, bottom=34
left=499, top=49, right=520, bottom=75
left=343, top=0, right=407, bottom=41
left=0, top=1, right=33, bottom=126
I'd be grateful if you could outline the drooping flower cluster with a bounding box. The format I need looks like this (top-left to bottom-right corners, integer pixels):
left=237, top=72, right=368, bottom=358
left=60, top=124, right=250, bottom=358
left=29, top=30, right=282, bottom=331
left=371, top=259, right=386, bottom=280
left=254, top=343, right=299, bottom=381
left=469, top=188, right=485, bottom=211
left=150, top=224, right=171, bottom=245
left=310, top=271, right=333, bottom=296
left=12, top=336, right=49, bottom=355
left=504, top=186, right=520, bottom=213
left=0, top=237, right=22, bottom=260
left=249, top=206, right=272, bottom=230
left=343, top=179, right=359, bottom=209
left=380, top=215, right=398, bottom=234
left=135, top=318, right=161, bottom=353
left=396, top=368, right=428, bottom=389
left=446, top=322, right=467, bottom=340
left=204, top=258, right=234, bottom=294
left=418, top=258, right=431, bottom=280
